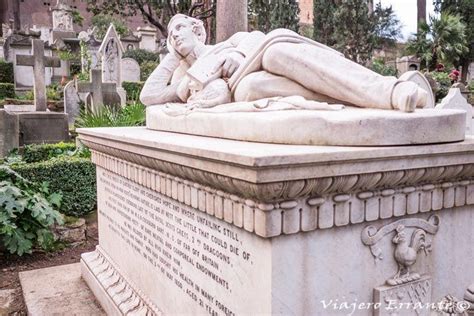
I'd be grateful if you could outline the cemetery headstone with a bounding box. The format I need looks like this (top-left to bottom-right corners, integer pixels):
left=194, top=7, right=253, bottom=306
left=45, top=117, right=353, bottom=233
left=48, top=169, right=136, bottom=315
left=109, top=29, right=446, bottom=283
left=16, top=39, right=61, bottom=111
left=137, top=27, right=157, bottom=51
left=64, top=80, right=81, bottom=125
left=76, top=69, right=117, bottom=113
left=436, top=87, right=473, bottom=135
left=0, top=110, right=19, bottom=157
left=121, top=58, right=141, bottom=83
left=99, top=24, right=126, bottom=106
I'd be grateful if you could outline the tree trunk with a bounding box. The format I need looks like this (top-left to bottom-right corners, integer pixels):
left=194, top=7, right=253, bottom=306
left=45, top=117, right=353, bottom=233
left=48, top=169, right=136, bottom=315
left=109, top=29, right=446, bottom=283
left=216, top=0, right=248, bottom=42
left=460, top=57, right=469, bottom=84
left=417, top=0, right=426, bottom=31
left=367, top=0, right=374, bottom=15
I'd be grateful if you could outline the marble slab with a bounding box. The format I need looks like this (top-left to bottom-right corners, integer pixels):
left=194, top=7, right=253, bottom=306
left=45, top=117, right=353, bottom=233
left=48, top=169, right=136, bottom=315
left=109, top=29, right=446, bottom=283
left=146, top=106, right=466, bottom=146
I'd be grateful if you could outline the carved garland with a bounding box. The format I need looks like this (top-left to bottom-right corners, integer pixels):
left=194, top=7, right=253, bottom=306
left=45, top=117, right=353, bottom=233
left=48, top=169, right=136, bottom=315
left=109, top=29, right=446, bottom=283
left=91, top=150, right=474, bottom=238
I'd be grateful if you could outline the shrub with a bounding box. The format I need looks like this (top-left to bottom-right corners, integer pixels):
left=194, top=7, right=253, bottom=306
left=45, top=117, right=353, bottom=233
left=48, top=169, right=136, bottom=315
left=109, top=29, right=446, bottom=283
left=140, top=61, right=159, bottom=81
left=12, top=157, right=96, bottom=217
left=0, top=165, right=63, bottom=256
left=430, top=71, right=451, bottom=101
left=0, top=83, right=15, bottom=99
left=370, top=58, right=398, bottom=77
left=0, top=60, right=14, bottom=83
left=21, top=142, right=79, bottom=163
left=75, top=102, right=146, bottom=128
left=123, top=49, right=160, bottom=65
left=122, top=81, right=144, bottom=101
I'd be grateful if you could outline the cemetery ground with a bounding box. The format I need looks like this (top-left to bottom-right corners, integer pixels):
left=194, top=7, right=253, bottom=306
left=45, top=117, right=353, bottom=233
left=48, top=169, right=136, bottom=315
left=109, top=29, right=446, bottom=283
left=0, top=213, right=98, bottom=315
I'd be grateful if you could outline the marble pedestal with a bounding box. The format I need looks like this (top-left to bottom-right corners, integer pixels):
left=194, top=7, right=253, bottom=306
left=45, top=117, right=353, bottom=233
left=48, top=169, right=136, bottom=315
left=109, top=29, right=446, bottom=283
left=78, top=127, right=474, bottom=315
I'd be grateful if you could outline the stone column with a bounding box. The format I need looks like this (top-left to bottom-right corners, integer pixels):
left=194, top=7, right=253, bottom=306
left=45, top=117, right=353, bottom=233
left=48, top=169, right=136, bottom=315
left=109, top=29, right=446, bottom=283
left=216, top=0, right=248, bottom=43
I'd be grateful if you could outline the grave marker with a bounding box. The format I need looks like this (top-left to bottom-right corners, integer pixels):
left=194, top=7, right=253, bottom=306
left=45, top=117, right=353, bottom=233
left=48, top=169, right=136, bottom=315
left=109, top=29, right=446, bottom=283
left=76, top=69, right=117, bottom=113
left=16, top=39, right=60, bottom=111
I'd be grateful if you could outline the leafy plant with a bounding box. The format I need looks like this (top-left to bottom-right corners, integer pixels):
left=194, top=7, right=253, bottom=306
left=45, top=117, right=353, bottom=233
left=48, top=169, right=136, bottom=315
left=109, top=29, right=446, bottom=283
left=122, top=81, right=144, bottom=101
left=370, top=58, right=398, bottom=77
left=0, top=166, right=63, bottom=256
left=123, top=49, right=160, bottom=65
left=406, top=14, right=468, bottom=70
left=46, top=84, right=63, bottom=101
left=12, top=157, right=96, bottom=217
left=430, top=71, right=451, bottom=101
left=91, top=14, right=130, bottom=40
left=75, top=102, right=146, bottom=128
left=140, top=61, right=159, bottom=81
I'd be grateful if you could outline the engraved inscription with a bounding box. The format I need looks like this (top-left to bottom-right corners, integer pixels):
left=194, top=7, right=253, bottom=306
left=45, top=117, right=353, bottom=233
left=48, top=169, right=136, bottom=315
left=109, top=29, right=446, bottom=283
left=98, top=169, right=256, bottom=316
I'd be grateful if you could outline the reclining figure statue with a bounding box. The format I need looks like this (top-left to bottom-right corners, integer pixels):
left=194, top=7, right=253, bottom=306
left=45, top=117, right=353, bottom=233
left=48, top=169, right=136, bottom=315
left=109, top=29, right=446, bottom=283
left=140, top=14, right=431, bottom=113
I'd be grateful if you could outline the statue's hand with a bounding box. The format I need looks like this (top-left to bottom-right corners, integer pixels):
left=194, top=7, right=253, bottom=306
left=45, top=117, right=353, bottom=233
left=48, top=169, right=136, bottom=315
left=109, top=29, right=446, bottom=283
left=176, top=76, right=191, bottom=102
left=214, top=52, right=245, bottom=78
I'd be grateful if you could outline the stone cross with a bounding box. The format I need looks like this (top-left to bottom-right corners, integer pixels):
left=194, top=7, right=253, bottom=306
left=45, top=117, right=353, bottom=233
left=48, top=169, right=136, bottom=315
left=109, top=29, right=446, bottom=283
left=76, top=69, right=117, bottom=113
left=16, top=39, right=61, bottom=111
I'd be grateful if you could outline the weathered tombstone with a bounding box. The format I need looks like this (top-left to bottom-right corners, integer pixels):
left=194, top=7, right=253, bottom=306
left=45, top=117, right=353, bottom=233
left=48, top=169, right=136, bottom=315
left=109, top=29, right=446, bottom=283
left=121, top=58, right=141, bottom=82
left=399, top=71, right=435, bottom=108
left=436, top=87, right=473, bottom=135
left=76, top=69, right=117, bottom=113
left=396, top=55, right=421, bottom=74
left=99, top=24, right=126, bottom=106
left=137, top=26, right=157, bottom=51
left=0, top=110, right=19, bottom=157
left=452, top=82, right=470, bottom=101
left=64, top=80, right=81, bottom=125
left=16, top=39, right=61, bottom=111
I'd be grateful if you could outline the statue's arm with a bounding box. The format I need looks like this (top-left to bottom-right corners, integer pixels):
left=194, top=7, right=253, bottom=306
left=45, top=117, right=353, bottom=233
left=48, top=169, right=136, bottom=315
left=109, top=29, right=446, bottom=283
left=140, top=54, right=182, bottom=106
left=228, top=31, right=265, bottom=57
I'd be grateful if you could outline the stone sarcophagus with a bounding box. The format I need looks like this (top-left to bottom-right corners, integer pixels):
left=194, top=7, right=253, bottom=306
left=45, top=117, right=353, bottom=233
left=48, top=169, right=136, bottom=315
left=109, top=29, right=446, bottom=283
left=78, top=126, right=474, bottom=316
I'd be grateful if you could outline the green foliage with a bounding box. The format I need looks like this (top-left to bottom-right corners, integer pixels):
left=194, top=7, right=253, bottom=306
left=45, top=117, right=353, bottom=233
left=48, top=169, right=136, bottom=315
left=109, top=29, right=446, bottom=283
left=0, top=166, right=63, bottom=256
left=123, top=49, right=160, bottom=65
left=21, top=142, right=80, bottom=163
left=122, top=81, right=144, bottom=101
left=248, top=0, right=300, bottom=33
left=75, top=102, right=146, bottom=128
left=434, top=0, right=474, bottom=78
left=46, top=84, right=63, bottom=101
left=0, top=83, right=15, bottom=99
left=312, top=0, right=401, bottom=64
left=140, top=61, right=159, bottom=81
left=71, top=9, right=84, bottom=27
left=85, top=0, right=214, bottom=38
left=0, top=59, right=14, bottom=83
left=370, top=58, right=398, bottom=77
left=270, top=0, right=300, bottom=32
left=11, top=157, right=96, bottom=217
left=406, top=14, right=468, bottom=70
left=91, top=14, right=130, bottom=40
left=430, top=71, right=452, bottom=101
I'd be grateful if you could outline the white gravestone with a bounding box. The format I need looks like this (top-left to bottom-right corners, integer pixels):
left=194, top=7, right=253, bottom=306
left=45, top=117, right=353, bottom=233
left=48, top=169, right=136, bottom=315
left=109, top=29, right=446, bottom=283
left=63, top=80, right=81, bottom=125
left=436, top=88, right=473, bottom=135
left=121, top=58, right=141, bottom=82
left=99, top=24, right=126, bottom=106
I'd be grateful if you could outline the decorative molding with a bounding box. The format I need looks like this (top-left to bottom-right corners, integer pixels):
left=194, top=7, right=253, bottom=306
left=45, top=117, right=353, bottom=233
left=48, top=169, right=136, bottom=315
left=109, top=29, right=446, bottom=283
left=362, top=216, right=439, bottom=285
left=91, top=150, right=474, bottom=238
left=81, top=247, right=161, bottom=315
left=82, top=140, right=474, bottom=202
left=465, top=284, right=474, bottom=314
left=432, top=295, right=471, bottom=315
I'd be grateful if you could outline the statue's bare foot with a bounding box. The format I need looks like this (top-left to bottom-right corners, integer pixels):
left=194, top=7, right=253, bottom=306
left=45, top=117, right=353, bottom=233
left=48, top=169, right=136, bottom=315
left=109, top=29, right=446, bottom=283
left=392, top=82, right=418, bottom=113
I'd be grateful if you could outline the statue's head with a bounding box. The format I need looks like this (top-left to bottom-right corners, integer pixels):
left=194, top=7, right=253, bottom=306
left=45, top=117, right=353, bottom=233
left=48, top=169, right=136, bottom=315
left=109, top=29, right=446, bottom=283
left=167, top=14, right=206, bottom=58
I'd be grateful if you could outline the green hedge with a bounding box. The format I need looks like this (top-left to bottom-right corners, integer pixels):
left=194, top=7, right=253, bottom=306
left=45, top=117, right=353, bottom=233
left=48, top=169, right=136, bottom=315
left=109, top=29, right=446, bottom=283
left=123, top=49, right=160, bottom=65
left=12, top=157, right=96, bottom=217
left=0, top=60, right=14, bottom=83
left=0, top=83, right=15, bottom=99
left=122, top=81, right=144, bottom=101
left=22, top=142, right=78, bottom=163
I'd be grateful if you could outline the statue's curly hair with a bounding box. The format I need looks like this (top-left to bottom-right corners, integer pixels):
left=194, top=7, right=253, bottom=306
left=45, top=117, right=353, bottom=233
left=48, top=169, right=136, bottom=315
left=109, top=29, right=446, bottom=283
left=167, top=14, right=207, bottom=58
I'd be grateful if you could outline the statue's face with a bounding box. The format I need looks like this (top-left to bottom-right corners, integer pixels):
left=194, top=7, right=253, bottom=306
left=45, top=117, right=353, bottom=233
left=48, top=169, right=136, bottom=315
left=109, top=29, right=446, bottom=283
left=169, top=19, right=199, bottom=57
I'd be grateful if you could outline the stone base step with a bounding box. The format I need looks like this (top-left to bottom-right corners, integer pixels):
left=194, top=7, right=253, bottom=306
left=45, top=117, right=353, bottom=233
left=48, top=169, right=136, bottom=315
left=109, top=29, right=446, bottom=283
left=19, top=263, right=104, bottom=316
